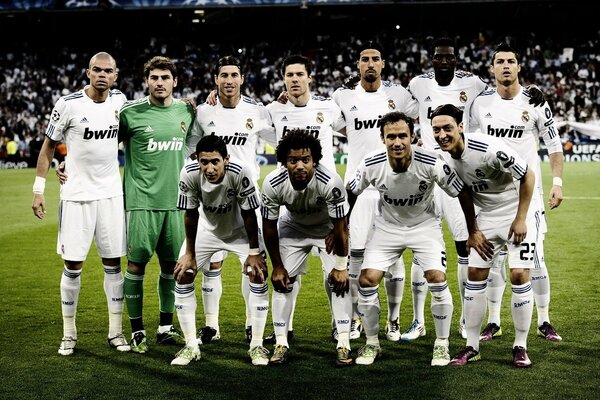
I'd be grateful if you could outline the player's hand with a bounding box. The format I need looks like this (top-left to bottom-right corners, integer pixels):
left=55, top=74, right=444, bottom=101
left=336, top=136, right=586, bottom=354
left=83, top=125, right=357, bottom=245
left=328, top=269, right=350, bottom=297
left=466, top=230, right=494, bottom=261
left=182, top=96, right=197, bottom=113
left=548, top=185, right=563, bottom=209
left=174, top=253, right=197, bottom=283
left=342, top=74, right=360, bottom=89
left=244, top=254, right=268, bottom=283
left=271, top=265, right=290, bottom=293
left=205, top=89, right=218, bottom=106
left=508, top=218, right=527, bottom=245
left=526, top=85, right=545, bottom=107
left=32, top=194, right=46, bottom=219
left=56, top=161, right=67, bottom=184
left=277, top=91, right=288, bottom=104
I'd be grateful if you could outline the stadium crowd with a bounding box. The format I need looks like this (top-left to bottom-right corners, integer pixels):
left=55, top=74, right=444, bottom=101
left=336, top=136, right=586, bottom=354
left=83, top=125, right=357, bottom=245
left=1, top=29, right=599, bottom=164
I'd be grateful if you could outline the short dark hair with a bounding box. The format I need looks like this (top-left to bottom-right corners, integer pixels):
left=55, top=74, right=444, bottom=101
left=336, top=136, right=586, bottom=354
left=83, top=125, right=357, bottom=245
left=215, top=55, right=242, bottom=77
left=492, top=42, right=520, bottom=64
left=196, top=134, right=228, bottom=159
left=281, top=54, right=312, bottom=77
left=276, top=130, right=323, bottom=166
left=432, top=37, right=456, bottom=53
left=430, top=104, right=463, bottom=125
left=357, top=40, right=384, bottom=58
left=379, top=112, right=414, bottom=136
left=144, top=56, right=177, bottom=79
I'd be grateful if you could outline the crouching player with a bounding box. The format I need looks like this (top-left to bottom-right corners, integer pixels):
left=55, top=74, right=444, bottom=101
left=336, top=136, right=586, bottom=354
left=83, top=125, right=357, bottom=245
left=172, top=135, right=270, bottom=366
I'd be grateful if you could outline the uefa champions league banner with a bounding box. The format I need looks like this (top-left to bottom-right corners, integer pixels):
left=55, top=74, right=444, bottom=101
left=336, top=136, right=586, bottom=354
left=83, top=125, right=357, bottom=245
left=0, top=0, right=391, bottom=10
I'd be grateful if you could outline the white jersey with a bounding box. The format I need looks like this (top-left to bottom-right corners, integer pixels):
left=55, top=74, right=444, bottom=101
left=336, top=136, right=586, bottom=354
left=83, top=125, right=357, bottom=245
left=189, top=95, right=276, bottom=183
left=177, top=158, right=260, bottom=240
left=466, top=86, right=563, bottom=193
left=347, top=147, right=464, bottom=227
left=261, top=164, right=349, bottom=238
left=266, top=95, right=345, bottom=172
left=332, top=81, right=418, bottom=183
left=445, top=132, right=532, bottom=220
left=408, top=70, right=487, bottom=151
left=45, top=87, right=126, bottom=201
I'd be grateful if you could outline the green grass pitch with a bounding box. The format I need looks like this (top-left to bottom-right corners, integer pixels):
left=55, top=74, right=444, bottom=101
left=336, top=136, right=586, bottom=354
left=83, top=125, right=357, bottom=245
left=1, top=162, right=599, bottom=400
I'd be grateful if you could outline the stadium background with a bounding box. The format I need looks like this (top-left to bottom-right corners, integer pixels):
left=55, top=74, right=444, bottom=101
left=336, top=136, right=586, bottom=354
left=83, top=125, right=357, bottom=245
left=1, top=0, right=599, bottom=168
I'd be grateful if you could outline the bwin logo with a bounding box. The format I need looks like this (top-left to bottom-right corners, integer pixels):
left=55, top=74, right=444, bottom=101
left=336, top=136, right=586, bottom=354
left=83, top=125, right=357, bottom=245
left=147, top=137, right=184, bottom=151
left=383, top=193, right=424, bottom=206
left=83, top=126, right=118, bottom=140
left=354, top=116, right=381, bottom=130
left=487, top=125, right=524, bottom=139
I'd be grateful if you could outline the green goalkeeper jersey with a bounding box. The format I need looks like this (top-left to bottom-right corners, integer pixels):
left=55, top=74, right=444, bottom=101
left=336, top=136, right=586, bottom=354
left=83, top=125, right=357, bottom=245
left=120, top=97, right=195, bottom=210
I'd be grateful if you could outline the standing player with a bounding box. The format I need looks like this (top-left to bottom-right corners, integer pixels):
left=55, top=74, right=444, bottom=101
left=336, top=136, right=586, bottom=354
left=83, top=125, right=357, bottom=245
left=466, top=42, right=564, bottom=342
left=403, top=37, right=545, bottom=341
left=119, top=56, right=195, bottom=353
left=188, top=55, right=275, bottom=344
left=431, top=104, right=537, bottom=368
left=172, top=135, right=269, bottom=366
left=266, top=54, right=346, bottom=341
left=261, top=130, right=353, bottom=366
left=31, top=52, right=130, bottom=355
left=332, top=41, right=419, bottom=341
left=347, top=111, right=478, bottom=366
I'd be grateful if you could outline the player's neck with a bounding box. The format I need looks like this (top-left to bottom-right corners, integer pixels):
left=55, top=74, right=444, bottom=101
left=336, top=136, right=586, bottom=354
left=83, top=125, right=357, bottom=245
left=360, top=79, right=381, bottom=92
left=149, top=95, right=173, bottom=107
left=389, top=153, right=411, bottom=173
left=85, top=86, right=109, bottom=103
left=220, top=94, right=241, bottom=108
left=496, top=82, right=521, bottom=100
left=288, top=92, right=310, bottom=107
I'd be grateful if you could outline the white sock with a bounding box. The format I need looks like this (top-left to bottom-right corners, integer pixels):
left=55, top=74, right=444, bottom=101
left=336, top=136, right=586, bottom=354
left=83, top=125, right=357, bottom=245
left=271, top=289, right=293, bottom=347
left=385, top=257, right=405, bottom=322
left=429, top=281, right=453, bottom=340
left=174, top=282, right=198, bottom=346
left=289, top=275, right=301, bottom=331
left=411, top=258, right=427, bottom=323
left=331, top=282, right=352, bottom=335
left=511, top=281, right=533, bottom=349
left=349, top=249, right=363, bottom=320
left=464, top=279, right=487, bottom=351
left=202, top=268, right=222, bottom=329
left=486, top=250, right=507, bottom=325
left=531, top=257, right=551, bottom=326
left=61, top=265, right=81, bottom=339
left=249, top=282, right=269, bottom=348
left=103, top=264, right=124, bottom=337
left=241, top=272, right=251, bottom=328
left=357, top=284, right=380, bottom=338
left=457, top=256, right=469, bottom=325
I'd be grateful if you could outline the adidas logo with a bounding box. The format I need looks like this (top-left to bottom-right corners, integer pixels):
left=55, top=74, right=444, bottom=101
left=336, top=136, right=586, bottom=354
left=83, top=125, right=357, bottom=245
left=350, top=105, right=358, bottom=112
left=80, top=117, right=89, bottom=123
left=144, top=126, right=154, bottom=132
left=484, top=113, right=492, bottom=118
left=378, top=184, right=388, bottom=190
left=424, top=96, right=432, bottom=102
left=208, top=121, right=215, bottom=127
left=281, top=116, right=288, bottom=122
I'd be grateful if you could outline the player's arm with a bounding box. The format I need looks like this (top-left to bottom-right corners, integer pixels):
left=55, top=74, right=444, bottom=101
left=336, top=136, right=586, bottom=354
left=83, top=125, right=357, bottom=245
left=548, top=151, right=564, bottom=209
left=327, top=216, right=350, bottom=297
left=174, top=208, right=199, bottom=283
left=525, top=85, right=545, bottom=107
left=509, top=168, right=535, bottom=245
left=241, top=208, right=267, bottom=283
left=262, top=217, right=289, bottom=292
left=31, top=137, right=58, bottom=219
